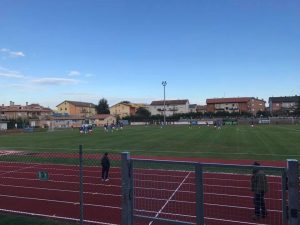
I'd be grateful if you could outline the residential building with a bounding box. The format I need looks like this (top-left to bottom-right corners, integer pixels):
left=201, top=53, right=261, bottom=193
left=196, top=105, right=207, bottom=114
left=189, top=104, right=197, bottom=113
left=269, top=96, right=300, bottom=115
left=50, top=115, right=86, bottom=128
left=206, top=97, right=265, bottom=115
left=149, top=99, right=190, bottom=116
left=110, top=102, right=147, bottom=118
left=0, top=121, right=8, bottom=130
left=56, top=100, right=96, bottom=117
left=0, top=101, right=53, bottom=120
left=90, top=114, right=116, bottom=127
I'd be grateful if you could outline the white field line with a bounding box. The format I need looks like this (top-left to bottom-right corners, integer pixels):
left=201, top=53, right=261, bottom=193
left=148, top=171, right=191, bottom=225
left=0, top=194, right=121, bottom=209
left=0, top=208, right=118, bottom=225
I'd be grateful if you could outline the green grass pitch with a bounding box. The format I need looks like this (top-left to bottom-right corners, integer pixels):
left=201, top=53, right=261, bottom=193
left=1, top=124, right=300, bottom=161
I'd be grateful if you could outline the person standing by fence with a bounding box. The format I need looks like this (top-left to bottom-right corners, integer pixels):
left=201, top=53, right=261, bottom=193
left=101, top=152, right=110, bottom=181
left=251, top=162, right=268, bottom=220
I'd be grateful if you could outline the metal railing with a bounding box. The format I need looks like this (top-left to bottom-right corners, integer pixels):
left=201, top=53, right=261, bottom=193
left=121, top=152, right=299, bottom=225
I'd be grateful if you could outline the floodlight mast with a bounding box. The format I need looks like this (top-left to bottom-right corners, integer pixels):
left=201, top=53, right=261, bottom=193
left=162, top=81, right=167, bottom=125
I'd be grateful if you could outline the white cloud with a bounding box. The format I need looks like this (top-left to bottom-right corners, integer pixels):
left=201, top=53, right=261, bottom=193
left=0, top=48, right=25, bottom=58
left=10, top=51, right=25, bottom=58
left=68, top=70, right=81, bottom=76
left=0, top=66, right=24, bottom=78
left=31, top=77, right=80, bottom=85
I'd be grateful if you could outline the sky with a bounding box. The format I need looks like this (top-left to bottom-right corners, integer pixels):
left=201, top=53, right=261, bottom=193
left=0, top=0, right=299, bottom=109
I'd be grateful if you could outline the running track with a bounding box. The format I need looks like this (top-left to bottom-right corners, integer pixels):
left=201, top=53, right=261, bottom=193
left=0, top=160, right=287, bottom=225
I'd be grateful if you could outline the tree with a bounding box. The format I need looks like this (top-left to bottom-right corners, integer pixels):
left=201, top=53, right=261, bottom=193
left=96, top=98, right=110, bottom=114
left=120, top=101, right=130, bottom=104
left=136, top=107, right=151, bottom=118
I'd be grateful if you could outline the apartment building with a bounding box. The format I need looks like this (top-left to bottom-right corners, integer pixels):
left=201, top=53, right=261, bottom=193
left=0, top=101, right=53, bottom=120
left=206, top=97, right=265, bottom=115
left=110, top=102, right=147, bottom=118
left=56, top=100, right=96, bottom=117
left=269, top=96, right=300, bottom=115
left=149, top=99, right=190, bottom=116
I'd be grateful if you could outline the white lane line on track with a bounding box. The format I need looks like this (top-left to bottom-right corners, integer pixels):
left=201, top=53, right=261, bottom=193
left=0, top=209, right=118, bottom=225
left=0, top=183, right=122, bottom=197
left=136, top=203, right=282, bottom=218
left=148, top=171, right=191, bottom=225
left=0, top=182, right=283, bottom=207
left=0, top=194, right=121, bottom=209
left=0, top=175, right=284, bottom=200
left=0, top=164, right=39, bottom=176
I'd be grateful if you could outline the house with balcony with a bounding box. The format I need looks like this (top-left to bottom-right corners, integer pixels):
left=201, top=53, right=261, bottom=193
left=0, top=101, right=53, bottom=120
left=206, top=97, right=265, bottom=115
left=149, top=99, right=190, bottom=116
left=269, top=96, right=300, bottom=115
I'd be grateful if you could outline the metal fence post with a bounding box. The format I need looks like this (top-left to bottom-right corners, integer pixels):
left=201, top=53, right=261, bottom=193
left=282, top=170, right=288, bottom=225
left=287, top=159, right=299, bottom=225
left=79, top=145, right=84, bottom=225
left=121, top=152, right=133, bottom=225
left=195, top=163, right=204, bottom=225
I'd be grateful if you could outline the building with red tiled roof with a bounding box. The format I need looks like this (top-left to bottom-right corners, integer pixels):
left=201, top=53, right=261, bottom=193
left=0, top=101, right=53, bottom=120
left=110, top=102, right=148, bottom=119
left=269, top=96, right=300, bottom=115
left=206, top=97, right=265, bottom=115
left=56, top=100, right=96, bottom=117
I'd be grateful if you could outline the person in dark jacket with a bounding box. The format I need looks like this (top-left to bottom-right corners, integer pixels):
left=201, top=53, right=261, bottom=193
left=101, top=152, right=110, bottom=181
left=251, top=162, right=268, bottom=220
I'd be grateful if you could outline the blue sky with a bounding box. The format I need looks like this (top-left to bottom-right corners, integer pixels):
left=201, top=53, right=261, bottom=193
left=0, top=0, right=299, bottom=109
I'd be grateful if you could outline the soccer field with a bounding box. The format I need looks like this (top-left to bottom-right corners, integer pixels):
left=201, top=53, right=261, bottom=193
left=1, top=124, right=300, bottom=161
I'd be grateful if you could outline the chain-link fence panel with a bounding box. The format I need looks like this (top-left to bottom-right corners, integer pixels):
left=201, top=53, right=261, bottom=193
left=202, top=164, right=286, bottom=225
left=0, top=150, right=80, bottom=225
left=123, top=155, right=291, bottom=225
left=82, top=151, right=122, bottom=225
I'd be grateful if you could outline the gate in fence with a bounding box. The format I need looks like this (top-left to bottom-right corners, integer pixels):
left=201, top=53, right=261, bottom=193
left=121, top=152, right=299, bottom=225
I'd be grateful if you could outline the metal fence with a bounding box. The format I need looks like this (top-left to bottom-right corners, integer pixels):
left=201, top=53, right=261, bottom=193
left=0, top=149, right=299, bottom=225
left=121, top=152, right=299, bottom=225
left=0, top=146, right=121, bottom=225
